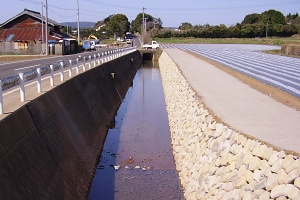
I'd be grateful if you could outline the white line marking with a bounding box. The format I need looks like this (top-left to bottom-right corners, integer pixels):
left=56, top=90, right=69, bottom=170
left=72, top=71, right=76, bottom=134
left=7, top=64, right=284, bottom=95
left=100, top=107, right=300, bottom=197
left=14, top=65, right=40, bottom=71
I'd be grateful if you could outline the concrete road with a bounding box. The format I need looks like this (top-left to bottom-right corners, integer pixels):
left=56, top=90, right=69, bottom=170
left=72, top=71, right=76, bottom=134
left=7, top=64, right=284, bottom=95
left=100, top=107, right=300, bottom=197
left=164, top=48, right=300, bottom=153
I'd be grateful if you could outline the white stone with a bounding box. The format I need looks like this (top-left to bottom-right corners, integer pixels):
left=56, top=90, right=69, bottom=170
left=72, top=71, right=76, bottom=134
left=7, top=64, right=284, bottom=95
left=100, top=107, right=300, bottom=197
left=245, top=170, right=253, bottom=183
left=270, top=158, right=283, bottom=173
left=294, top=177, right=300, bottom=189
left=276, top=197, right=288, bottom=200
left=258, top=191, right=270, bottom=199
left=236, top=175, right=247, bottom=188
left=270, top=184, right=300, bottom=199
left=288, top=185, right=300, bottom=200
left=266, top=173, right=279, bottom=191
left=285, top=157, right=300, bottom=173
left=268, top=151, right=279, bottom=166
left=222, top=182, right=235, bottom=191
left=242, top=191, right=252, bottom=200
left=277, top=168, right=289, bottom=184
left=254, top=179, right=267, bottom=190
left=253, top=170, right=263, bottom=182
left=249, top=156, right=261, bottom=171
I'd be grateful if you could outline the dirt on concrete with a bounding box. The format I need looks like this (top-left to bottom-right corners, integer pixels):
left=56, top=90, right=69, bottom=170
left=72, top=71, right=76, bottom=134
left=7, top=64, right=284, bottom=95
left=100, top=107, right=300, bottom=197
left=0, top=55, right=51, bottom=64
left=186, top=50, right=300, bottom=112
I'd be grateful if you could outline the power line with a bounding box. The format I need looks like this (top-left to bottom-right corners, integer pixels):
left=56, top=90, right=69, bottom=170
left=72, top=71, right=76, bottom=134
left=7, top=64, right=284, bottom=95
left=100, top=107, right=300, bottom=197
left=20, top=0, right=41, bottom=5
left=48, top=8, right=77, bottom=18
left=84, top=0, right=300, bottom=12
left=84, top=0, right=140, bottom=10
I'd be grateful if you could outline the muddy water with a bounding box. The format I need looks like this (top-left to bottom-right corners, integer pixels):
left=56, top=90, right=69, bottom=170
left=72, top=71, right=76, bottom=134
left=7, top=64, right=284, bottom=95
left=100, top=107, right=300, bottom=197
left=88, top=61, right=184, bottom=200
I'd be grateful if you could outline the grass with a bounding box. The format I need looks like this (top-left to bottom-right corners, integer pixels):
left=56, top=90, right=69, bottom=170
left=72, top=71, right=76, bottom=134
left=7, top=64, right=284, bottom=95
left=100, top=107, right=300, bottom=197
left=155, top=35, right=300, bottom=46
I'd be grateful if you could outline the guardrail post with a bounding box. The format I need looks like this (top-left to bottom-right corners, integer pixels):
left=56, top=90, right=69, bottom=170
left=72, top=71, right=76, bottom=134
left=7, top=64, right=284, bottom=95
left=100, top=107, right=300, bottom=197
left=101, top=58, right=104, bottom=64
left=68, top=60, right=72, bottom=77
left=60, top=61, right=64, bottom=82
left=37, top=68, right=42, bottom=93
left=97, top=53, right=100, bottom=65
left=0, top=80, right=3, bottom=114
left=88, top=56, right=91, bottom=69
left=93, top=54, right=96, bottom=67
left=19, top=73, right=25, bottom=102
left=76, top=58, right=79, bottom=74
left=50, top=65, right=54, bottom=86
left=83, top=57, right=86, bottom=71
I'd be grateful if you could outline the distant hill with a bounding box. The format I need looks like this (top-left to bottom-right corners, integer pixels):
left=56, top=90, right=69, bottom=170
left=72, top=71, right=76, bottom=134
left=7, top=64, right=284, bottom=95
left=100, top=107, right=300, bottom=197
left=60, top=22, right=95, bottom=29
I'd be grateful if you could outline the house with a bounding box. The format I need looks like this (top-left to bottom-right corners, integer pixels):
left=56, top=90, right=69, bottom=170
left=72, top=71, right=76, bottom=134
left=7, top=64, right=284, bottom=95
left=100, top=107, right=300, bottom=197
left=0, top=9, right=75, bottom=55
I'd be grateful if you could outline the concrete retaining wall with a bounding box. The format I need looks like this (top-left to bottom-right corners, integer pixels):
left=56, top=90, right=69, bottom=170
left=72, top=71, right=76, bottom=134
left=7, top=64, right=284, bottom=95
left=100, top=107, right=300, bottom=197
left=0, top=51, right=142, bottom=199
left=159, top=51, right=300, bottom=200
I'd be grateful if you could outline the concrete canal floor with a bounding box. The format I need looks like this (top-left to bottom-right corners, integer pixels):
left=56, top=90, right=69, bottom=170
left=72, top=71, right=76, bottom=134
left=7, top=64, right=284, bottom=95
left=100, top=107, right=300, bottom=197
left=88, top=61, right=184, bottom=200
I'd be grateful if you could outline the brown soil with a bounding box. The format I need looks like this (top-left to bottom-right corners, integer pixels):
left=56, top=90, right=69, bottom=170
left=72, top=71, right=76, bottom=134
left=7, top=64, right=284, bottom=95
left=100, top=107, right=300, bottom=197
left=186, top=50, right=300, bottom=112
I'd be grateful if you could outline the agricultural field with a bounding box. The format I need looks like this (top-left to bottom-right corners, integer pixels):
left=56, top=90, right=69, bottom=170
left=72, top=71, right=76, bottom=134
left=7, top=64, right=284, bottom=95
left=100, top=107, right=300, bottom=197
left=155, top=35, right=300, bottom=46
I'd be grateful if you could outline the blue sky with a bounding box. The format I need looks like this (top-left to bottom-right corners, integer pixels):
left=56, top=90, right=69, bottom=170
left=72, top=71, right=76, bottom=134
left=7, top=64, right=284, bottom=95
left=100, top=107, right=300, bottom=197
left=1, top=0, right=300, bottom=27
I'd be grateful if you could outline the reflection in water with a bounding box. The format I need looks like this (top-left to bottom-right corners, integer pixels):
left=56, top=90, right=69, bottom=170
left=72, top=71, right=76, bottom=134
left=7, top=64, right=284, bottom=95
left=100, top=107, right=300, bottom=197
left=88, top=61, right=183, bottom=200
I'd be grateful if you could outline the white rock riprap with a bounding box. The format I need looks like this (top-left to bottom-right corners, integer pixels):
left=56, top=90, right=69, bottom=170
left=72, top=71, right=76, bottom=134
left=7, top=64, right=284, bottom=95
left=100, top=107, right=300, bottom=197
left=158, top=51, right=300, bottom=200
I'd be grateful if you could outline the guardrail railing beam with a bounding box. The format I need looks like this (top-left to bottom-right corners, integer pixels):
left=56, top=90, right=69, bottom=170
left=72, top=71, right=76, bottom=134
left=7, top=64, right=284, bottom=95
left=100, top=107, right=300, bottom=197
left=0, top=47, right=137, bottom=115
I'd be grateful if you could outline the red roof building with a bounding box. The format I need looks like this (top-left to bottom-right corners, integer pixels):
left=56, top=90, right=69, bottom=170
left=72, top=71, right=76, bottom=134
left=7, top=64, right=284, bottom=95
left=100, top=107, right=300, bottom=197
left=0, top=9, right=67, bottom=54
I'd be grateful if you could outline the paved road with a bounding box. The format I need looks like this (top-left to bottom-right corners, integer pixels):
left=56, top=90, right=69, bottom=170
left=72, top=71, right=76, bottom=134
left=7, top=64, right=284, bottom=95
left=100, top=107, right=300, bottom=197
left=162, top=44, right=300, bottom=99
left=164, top=48, right=300, bottom=153
left=0, top=48, right=115, bottom=78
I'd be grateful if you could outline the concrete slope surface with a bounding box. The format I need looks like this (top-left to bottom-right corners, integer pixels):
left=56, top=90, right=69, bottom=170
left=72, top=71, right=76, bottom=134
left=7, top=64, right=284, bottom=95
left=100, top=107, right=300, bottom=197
left=164, top=48, right=300, bottom=153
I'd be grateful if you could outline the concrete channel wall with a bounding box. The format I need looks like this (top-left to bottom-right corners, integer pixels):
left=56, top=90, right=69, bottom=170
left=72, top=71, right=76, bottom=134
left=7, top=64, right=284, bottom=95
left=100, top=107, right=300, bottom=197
left=0, top=51, right=142, bottom=199
left=159, top=51, right=300, bottom=200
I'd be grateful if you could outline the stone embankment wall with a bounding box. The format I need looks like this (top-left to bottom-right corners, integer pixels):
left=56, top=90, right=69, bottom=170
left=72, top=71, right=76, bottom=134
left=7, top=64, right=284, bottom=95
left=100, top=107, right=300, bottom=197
left=159, top=51, right=300, bottom=200
left=0, top=51, right=142, bottom=199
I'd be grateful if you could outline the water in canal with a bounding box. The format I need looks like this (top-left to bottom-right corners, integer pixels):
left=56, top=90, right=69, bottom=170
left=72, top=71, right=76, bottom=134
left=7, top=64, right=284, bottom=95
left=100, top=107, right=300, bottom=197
left=88, top=61, right=184, bottom=200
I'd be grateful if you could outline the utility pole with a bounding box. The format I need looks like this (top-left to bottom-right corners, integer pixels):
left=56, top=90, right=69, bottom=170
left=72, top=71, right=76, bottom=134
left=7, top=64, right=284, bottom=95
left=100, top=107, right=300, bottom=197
left=77, top=0, right=80, bottom=46
left=45, top=0, right=48, bottom=55
left=144, top=18, right=148, bottom=33
left=142, top=7, right=145, bottom=46
left=41, top=2, right=44, bottom=54
left=266, top=22, right=268, bottom=38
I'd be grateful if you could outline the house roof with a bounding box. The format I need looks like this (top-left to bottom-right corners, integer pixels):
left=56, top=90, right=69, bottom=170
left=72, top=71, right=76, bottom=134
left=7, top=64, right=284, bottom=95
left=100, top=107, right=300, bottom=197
left=0, top=9, right=61, bottom=28
left=0, top=28, right=60, bottom=41
left=0, top=9, right=67, bottom=42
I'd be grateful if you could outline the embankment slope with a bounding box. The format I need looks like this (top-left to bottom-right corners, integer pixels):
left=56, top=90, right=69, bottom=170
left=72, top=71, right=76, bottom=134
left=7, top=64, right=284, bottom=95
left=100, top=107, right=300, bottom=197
left=0, top=51, right=142, bottom=199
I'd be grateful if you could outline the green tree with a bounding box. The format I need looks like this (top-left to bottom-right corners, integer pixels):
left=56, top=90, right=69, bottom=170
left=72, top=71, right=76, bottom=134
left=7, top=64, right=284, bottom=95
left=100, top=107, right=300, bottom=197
left=242, top=13, right=261, bottom=25
left=227, top=26, right=240, bottom=38
left=262, top=9, right=286, bottom=25
left=131, top=13, right=154, bottom=33
left=106, top=14, right=130, bottom=36
left=179, top=22, right=192, bottom=30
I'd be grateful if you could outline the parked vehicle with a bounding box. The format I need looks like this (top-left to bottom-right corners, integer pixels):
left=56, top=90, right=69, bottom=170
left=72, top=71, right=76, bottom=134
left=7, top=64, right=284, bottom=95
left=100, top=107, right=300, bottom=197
left=82, top=40, right=95, bottom=51
left=117, top=37, right=124, bottom=42
left=126, top=38, right=132, bottom=44
left=142, top=41, right=160, bottom=50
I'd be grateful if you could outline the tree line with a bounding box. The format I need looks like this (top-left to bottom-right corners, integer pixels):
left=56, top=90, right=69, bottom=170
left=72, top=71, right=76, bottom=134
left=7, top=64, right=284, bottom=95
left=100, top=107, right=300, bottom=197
left=74, top=9, right=299, bottom=40
left=152, top=10, right=299, bottom=38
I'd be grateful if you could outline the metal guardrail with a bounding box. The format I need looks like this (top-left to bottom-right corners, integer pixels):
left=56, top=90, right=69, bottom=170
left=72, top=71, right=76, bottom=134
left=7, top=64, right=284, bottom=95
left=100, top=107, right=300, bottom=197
left=0, top=46, right=137, bottom=114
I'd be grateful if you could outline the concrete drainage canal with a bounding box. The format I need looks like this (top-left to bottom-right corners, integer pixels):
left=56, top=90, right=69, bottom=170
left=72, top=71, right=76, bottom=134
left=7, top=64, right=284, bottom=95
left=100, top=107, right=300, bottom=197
left=88, top=60, right=184, bottom=199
